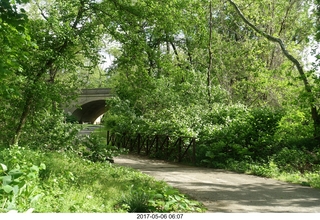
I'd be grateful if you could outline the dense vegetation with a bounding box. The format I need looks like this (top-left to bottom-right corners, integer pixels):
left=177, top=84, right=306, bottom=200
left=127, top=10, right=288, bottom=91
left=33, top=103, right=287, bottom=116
left=103, top=0, right=320, bottom=180
left=0, top=142, right=205, bottom=213
left=2, top=0, right=320, bottom=213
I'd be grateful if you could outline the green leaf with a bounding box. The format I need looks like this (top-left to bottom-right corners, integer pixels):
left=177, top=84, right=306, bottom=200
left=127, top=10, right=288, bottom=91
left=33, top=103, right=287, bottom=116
left=173, top=195, right=182, bottom=201
left=40, top=163, right=46, bottom=170
left=12, top=185, right=19, bottom=195
left=2, top=185, right=13, bottom=193
left=152, top=193, right=164, bottom=199
left=1, top=175, right=12, bottom=185
left=30, top=165, right=39, bottom=172
left=164, top=188, right=178, bottom=196
left=8, top=169, right=23, bottom=178
left=30, top=193, right=43, bottom=205
left=0, top=163, right=7, bottom=172
left=27, top=172, right=36, bottom=179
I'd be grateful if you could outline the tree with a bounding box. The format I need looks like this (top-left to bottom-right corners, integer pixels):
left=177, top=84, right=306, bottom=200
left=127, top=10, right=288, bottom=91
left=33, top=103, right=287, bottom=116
left=0, top=0, right=30, bottom=98
left=227, top=0, right=320, bottom=139
left=0, top=0, right=35, bottom=145
left=0, top=0, right=106, bottom=146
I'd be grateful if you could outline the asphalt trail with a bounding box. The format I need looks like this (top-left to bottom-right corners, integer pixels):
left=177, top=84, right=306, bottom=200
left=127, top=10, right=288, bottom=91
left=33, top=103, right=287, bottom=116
left=114, top=154, right=320, bottom=213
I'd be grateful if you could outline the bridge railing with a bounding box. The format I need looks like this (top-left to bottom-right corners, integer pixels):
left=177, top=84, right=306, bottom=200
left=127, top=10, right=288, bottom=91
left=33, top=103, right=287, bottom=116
left=107, top=131, right=196, bottom=164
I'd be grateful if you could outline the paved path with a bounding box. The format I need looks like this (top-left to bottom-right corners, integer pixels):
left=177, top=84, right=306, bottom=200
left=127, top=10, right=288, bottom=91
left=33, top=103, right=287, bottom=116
left=78, top=125, right=103, bottom=136
left=114, top=154, right=320, bottom=213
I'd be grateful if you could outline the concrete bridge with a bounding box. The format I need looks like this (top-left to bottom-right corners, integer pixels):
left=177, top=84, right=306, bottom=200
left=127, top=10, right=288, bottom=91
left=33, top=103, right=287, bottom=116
left=64, top=88, right=113, bottom=123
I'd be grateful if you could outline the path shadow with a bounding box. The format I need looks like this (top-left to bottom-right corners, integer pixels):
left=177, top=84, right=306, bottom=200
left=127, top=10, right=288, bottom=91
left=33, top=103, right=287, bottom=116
left=115, top=154, right=320, bottom=212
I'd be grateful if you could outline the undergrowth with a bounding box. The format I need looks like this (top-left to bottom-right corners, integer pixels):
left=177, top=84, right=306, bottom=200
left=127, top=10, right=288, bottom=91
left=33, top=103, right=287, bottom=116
left=224, top=158, right=320, bottom=189
left=0, top=146, right=206, bottom=213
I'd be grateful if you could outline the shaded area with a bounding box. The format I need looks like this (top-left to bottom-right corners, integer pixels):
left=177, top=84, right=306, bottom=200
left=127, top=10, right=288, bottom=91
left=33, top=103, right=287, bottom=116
left=78, top=125, right=103, bottom=136
left=115, top=154, right=320, bottom=213
left=72, top=100, right=107, bottom=123
left=165, top=180, right=320, bottom=212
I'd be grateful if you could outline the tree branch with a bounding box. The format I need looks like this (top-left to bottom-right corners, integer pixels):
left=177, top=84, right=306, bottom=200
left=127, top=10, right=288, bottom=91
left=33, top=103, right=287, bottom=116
left=228, top=0, right=320, bottom=138
left=35, top=1, right=48, bottom=21
left=227, top=0, right=311, bottom=94
left=278, top=0, right=295, bottom=36
left=72, top=0, right=86, bottom=29
left=170, top=41, right=181, bottom=63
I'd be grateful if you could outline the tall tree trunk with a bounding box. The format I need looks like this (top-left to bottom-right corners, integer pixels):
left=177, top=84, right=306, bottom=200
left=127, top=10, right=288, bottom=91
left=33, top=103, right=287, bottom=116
left=207, top=0, right=213, bottom=105
left=11, top=93, right=33, bottom=145
left=228, top=0, right=320, bottom=140
left=49, top=66, right=58, bottom=112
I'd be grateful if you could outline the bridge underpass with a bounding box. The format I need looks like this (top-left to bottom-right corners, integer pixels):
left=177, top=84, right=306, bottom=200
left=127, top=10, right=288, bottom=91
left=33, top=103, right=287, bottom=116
left=64, top=88, right=113, bottom=124
left=72, top=100, right=108, bottom=123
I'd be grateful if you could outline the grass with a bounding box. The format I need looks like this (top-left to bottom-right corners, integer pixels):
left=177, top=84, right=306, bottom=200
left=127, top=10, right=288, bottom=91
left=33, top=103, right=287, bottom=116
left=225, top=159, right=320, bottom=189
left=0, top=147, right=206, bottom=213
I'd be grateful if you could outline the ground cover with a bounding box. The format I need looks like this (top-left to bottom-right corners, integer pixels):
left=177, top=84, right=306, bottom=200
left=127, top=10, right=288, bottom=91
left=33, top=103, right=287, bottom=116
left=0, top=146, right=206, bottom=213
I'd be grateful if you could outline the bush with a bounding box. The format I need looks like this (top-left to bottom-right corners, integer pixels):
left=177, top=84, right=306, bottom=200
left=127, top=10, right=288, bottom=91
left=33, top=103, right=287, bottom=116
left=244, top=107, right=284, bottom=160
left=275, top=109, right=312, bottom=140
left=117, top=191, right=151, bottom=213
left=105, top=96, right=287, bottom=168
left=0, top=146, right=45, bottom=212
left=272, top=147, right=320, bottom=173
left=273, top=109, right=318, bottom=150
left=65, top=114, right=78, bottom=124
left=198, top=105, right=284, bottom=167
left=19, top=110, right=80, bottom=150
left=73, top=132, right=128, bottom=162
left=116, top=182, right=205, bottom=213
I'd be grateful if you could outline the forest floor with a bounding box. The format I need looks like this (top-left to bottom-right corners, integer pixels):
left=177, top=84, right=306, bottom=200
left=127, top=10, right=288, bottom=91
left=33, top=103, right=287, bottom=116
left=114, top=154, right=320, bottom=213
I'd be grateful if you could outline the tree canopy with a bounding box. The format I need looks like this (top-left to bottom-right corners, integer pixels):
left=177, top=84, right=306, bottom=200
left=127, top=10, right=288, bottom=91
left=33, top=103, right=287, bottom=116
left=1, top=0, right=320, bottom=169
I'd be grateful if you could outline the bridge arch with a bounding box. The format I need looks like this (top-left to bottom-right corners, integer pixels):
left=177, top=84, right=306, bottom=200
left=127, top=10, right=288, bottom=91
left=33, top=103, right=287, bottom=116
left=72, top=100, right=108, bottom=123
left=64, top=88, right=113, bottom=123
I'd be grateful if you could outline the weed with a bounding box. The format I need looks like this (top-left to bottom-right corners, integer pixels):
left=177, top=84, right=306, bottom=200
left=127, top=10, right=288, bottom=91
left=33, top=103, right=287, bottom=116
left=117, top=191, right=150, bottom=213
left=1, top=147, right=204, bottom=213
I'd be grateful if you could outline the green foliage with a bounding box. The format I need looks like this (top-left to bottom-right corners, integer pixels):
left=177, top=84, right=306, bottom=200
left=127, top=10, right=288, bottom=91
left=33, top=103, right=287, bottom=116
left=274, top=109, right=315, bottom=148
left=0, top=146, right=45, bottom=212
left=0, top=0, right=30, bottom=84
left=73, top=132, right=128, bottom=162
left=64, top=114, right=78, bottom=124
left=0, top=0, right=108, bottom=146
left=0, top=147, right=204, bottom=213
left=225, top=157, right=320, bottom=189
left=105, top=86, right=320, bottom=181
left=104, top=84, right=226, bottom=138
left=272, top=147, right=320, bottom=173
left=18, top=110, right=80, bottom=150
left=103, top=0, right=310, bottom=169
left=147, top=185, right=204, bottom=213
left=117, top=191, right=150, bottom=213
left=101, top=0, right=319, bottom=177
left=104, top=97, right=141, bottom=134
left=198, top=105, right=284, bottom=167
left=116, top=181, right=205, bottom=213
left=1, top=0, right=320, bottom=211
